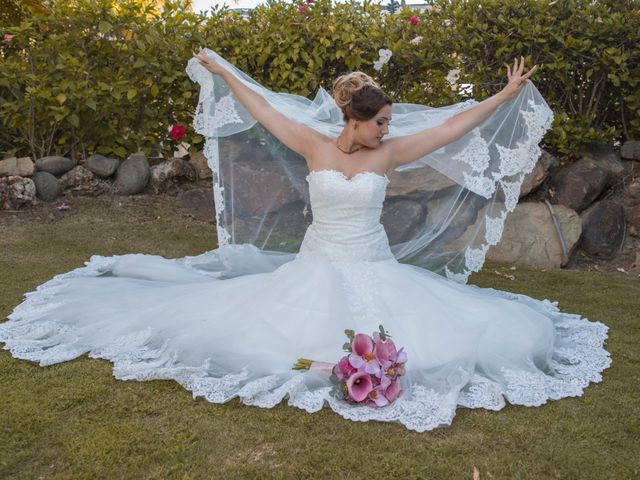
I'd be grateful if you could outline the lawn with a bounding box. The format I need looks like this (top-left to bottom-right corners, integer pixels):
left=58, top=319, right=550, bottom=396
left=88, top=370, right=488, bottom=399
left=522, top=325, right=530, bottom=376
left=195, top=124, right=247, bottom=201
left=1, top=194, right=638, bottom=479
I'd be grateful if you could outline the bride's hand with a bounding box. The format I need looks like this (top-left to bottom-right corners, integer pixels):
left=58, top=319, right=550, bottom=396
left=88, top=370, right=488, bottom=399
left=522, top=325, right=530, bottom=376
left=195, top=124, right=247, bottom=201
left=193, top=47, right=225, bottom=75
left=498, top=56, right=539, bottom=101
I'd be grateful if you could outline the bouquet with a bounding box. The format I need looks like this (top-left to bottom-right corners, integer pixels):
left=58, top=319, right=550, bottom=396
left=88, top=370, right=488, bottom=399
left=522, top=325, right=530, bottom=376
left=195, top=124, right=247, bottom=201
left=293, top=325, right=407, bottom=407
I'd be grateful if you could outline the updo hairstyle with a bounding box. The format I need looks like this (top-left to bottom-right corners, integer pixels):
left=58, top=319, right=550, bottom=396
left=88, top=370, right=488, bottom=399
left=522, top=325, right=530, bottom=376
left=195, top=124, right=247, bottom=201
left=331, top=72, right=392, bottom=123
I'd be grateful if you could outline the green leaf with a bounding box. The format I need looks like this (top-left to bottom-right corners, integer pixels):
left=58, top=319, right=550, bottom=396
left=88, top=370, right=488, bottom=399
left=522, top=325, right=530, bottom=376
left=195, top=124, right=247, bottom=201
left=150, top=85, right=159, bottom=97
left=55, top=94, right=67, bottom=104
left=86, top=99, right=97, bottom=111
left=67, top=113, right=79, bottom=128
left=98, top=21, right=113, bottom=34
left=127, top=89, right=137, bottom=100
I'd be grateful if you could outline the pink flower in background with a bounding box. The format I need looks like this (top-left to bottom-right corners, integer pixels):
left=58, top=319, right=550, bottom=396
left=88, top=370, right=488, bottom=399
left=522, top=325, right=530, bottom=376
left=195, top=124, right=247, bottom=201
left=3, top=34, right=14, bottom=42
left=306, top=0, right=314, bottom=3
left=298, top=4, right=308, bottom=13
left=169, top=124, right=186, bottom=141
left=57, top=201, right=70, bottom=211
left=410, top=15, right=421, bottom=26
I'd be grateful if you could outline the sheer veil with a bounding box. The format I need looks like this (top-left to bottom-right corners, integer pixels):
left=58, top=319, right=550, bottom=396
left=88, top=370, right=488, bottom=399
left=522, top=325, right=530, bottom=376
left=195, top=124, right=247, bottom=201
left=185, top=48, right=554, bottom=283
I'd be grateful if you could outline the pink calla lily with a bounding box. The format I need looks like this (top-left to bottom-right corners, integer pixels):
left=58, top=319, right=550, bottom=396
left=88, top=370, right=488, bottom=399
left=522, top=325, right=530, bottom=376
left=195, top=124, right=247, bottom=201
left=346, top=371, right=373, bottom=402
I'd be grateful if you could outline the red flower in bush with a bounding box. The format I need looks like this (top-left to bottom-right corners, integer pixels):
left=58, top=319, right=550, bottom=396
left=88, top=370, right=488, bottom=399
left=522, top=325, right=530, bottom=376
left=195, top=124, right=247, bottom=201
left=410, top=15, right=420, bottom=26
left=169, top=124, right=186, bottom=141
left=299, top=4, right=308, bottom=13
left=3, top=34, right=14, bottom=42
left=305, top=0, right=314, bottom=3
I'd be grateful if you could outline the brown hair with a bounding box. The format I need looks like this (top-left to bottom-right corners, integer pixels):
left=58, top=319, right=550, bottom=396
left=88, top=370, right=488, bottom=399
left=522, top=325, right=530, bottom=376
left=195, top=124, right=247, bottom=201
left=331, top=72, right=392, bottom=122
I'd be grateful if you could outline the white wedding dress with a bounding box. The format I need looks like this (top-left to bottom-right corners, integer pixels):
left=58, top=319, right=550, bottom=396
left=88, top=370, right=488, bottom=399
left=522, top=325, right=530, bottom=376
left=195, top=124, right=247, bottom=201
left=0, top=167, right=611, bottom=432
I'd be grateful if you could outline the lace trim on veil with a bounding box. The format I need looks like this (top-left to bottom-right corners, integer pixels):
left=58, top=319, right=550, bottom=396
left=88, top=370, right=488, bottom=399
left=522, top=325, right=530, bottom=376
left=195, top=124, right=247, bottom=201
left=185, top=59, right=555, bottom=285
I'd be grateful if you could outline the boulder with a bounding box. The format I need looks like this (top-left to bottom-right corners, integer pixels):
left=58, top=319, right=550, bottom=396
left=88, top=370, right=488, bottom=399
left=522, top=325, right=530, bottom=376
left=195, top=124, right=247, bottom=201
left=222, top=161, right=304, bottom=215
left=582, top=141, right=625, bottom=183
left=621, top=140, right=640, bottom=160
left=85, top=154, right=119, bottom=178
left=187, top=150, right=212, bottom=180
left=580, top=199, right=625, bottom=258
left=386, top=166, right=457, bottom=198
left=0, top=157, right=35, bottom=177
left=381, top=198, right=425, bottom=244
left=0, top=176, right=37, bottom=209
left=59, top=165, right=111, bottom=196
left=519, top=150, right=558, bottom=197
left=179, top=187, right=215, bottom=222
left=626, top=180, right=640, bottom=205
left=35, top=156, right=75, bottom=176
left=149, top=158, right=197, bottom=194
left=547, top=158, right=609, bottom=212
left=486, top=202, right=582, bottom=269
left=628, top=204, right=640, bottom=237
left=32, top=171, right=62, bottom=201
left=114, top=153, right=150, bottom=195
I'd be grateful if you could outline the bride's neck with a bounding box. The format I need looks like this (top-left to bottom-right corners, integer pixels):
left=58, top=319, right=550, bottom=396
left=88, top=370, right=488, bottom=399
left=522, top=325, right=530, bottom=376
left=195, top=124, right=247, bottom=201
left=335, top=126, right=362, bottom=154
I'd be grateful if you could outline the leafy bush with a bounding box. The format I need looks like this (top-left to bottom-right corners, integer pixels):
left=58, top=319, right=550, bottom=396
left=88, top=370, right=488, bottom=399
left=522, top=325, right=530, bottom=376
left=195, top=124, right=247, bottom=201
left=0, top=0, right=638, bottom=161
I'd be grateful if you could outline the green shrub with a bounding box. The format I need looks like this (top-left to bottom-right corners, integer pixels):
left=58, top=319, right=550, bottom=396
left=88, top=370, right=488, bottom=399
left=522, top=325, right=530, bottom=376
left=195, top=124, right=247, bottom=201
left=0, top=0, right=638, bottom=161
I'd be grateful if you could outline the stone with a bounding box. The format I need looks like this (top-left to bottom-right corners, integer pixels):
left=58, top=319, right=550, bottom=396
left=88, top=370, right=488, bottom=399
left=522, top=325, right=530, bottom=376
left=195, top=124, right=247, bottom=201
left=0, top=176, right=37, bottom=209
left=628, top=204, right=640, bottom=237
left=520, top=150, right=558, bottom=197
left=35, top=156, right=75, bottom=176
left=582, top=141, right=625, bottom=183
left=32, top=171, right=62, bottom=201
left=187, top=150, right=212, bottom=180
left=621, top=140, right=640, bottom=160
left=381, top=198, right=425, bottom=244
left=149, top=158, right=197, bottom=194
left=179, top=187, right=215, bottom=222
left=547, top=158, right=609, bottom=212
left=580, top=199, right=626, bottom=258
left=114, top=153, right=150, bottom=195
left=0, top=157, right=35, bottom=177
left=85, top=154, right=120, bottom=178
left=59, top=165, right=111, bottom=196
left=486, top=202, right=582, bottom=269
left=386, top=165, right=457, bottom=198
left=222, top=160, right=304, bottom=215
left=626, top=181, right=640, bottom=205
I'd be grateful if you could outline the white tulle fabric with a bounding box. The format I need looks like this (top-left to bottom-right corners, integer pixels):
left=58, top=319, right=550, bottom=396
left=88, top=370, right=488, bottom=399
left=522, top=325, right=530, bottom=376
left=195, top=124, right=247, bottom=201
left=185, top=49, right=556, bottom=283
left=0, top=169, right=610, bottom=432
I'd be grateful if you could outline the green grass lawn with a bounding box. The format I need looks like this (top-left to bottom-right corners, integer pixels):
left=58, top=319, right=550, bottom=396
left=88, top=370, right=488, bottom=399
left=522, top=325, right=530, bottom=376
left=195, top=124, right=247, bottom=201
left=1, top=195, right=638, bottom=479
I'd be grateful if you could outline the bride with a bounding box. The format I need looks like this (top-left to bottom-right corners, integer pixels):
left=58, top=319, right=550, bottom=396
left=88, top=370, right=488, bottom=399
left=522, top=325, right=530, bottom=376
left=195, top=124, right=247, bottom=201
left=0, top=48, right=610, bottom=432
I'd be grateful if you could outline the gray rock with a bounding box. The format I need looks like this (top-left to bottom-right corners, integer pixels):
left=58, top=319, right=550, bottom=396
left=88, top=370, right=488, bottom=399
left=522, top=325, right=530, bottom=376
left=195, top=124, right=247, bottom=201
left=621, top=140, right=640, bottom=160
left=0, top=157, right=35, bottom=177
left=626, top=180, right=640, bottom=205
left=179, top=187, right=215, bottom=222
left=628, top=204, right=640, bottom=237
left=381, top=198, right=425, bottom=244
left=582, top=141, right=625, bottom=183
left=35, top=156, right=75, bottom=176
left=0, top=176, right=37, bottom=209
left=520, top=150, right=558, bottom=197
left=85, top=154, right=119, bottom=178
left=223, top=160, right=304, bottom=215
left=580, top=199, right=625, bottom=258
left=32, top=171, right=62, bottom=201
left=114, top=153, right=150, bottom=195
left=149, top=158, right=196, bottom=194
left=59, top=165, right=111, bottom=196
left=187, top=151, right=212, bottom=180
left=547, top=158, right=609, bottom=212
left=486, top=202, right=582, bottom=269
left=386, top=165, right=457, bottom=198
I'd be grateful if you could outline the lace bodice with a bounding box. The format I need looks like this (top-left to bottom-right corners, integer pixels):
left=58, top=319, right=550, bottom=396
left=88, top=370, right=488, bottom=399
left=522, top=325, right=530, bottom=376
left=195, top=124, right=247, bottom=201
left=297, top=169, right=396, bottom=263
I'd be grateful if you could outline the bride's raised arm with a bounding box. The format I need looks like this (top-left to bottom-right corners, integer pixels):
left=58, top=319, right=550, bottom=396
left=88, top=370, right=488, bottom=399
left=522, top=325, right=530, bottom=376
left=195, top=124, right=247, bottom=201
left=386, top=56, right=538, bottom=169
left=193, top=47, right=321, bottom=159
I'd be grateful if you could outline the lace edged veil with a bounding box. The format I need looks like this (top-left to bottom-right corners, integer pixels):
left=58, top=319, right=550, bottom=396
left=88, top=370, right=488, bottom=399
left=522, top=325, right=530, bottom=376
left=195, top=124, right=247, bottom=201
left=185, top=49, right=554, bottom=283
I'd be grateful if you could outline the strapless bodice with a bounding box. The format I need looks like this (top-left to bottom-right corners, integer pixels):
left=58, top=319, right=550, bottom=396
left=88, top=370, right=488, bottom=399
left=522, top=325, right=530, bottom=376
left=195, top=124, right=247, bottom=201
left=297, top=169, right=396, bottom=263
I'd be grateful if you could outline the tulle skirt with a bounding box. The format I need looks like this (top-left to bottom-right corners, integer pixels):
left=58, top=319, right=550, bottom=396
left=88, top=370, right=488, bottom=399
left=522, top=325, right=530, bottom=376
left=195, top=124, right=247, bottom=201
left=0, top=244, right=610, bottom=432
